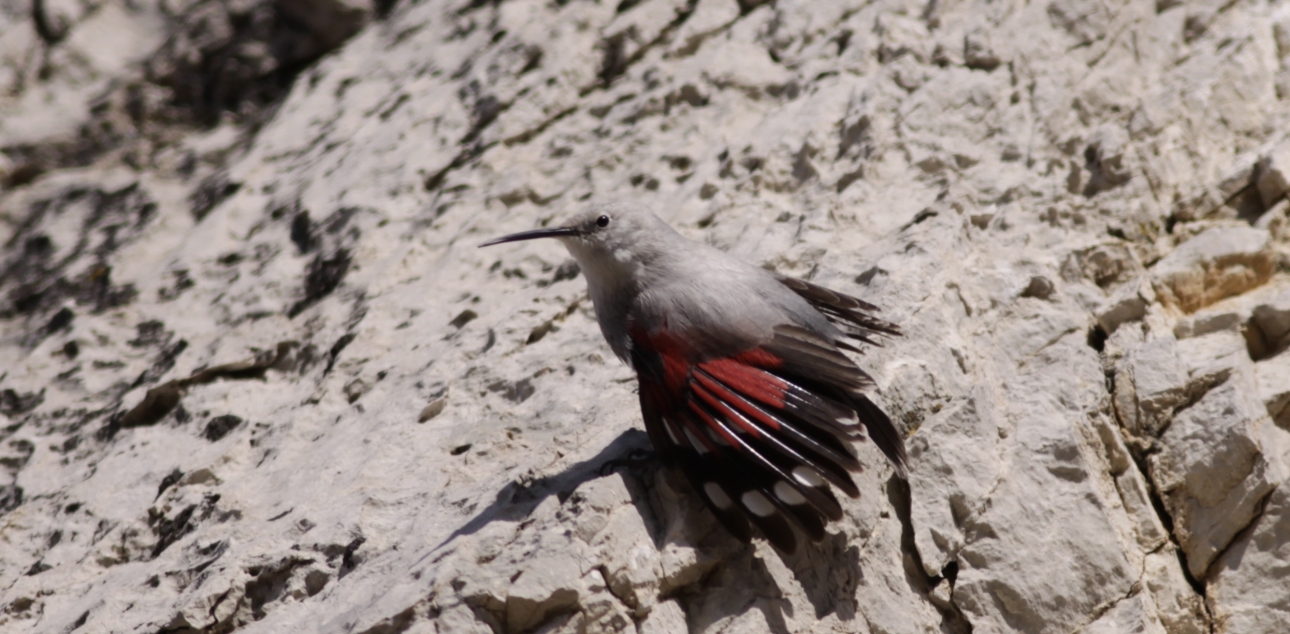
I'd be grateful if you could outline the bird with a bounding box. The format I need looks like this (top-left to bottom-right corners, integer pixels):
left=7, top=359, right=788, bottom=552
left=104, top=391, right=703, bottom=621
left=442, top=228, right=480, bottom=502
left=480, top=201, right=906, bottom=553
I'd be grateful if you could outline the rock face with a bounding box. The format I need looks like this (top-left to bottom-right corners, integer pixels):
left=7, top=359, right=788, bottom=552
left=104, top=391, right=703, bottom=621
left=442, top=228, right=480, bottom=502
left=2, top=0, right=1289, bottom=632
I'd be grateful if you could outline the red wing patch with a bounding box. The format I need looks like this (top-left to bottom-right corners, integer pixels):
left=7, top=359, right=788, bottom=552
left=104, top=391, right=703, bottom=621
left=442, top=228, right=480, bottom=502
left=628, top=326, right=874, bottom=552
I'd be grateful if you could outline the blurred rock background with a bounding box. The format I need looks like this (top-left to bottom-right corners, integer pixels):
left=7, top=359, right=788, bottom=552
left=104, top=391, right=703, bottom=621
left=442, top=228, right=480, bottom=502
left=1, top=0, right=1289, bottom=632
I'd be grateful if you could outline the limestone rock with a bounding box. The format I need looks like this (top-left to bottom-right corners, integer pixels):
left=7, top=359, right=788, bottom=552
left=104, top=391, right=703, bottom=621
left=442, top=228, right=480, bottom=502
left=1140, top=331, right=1287, bottom=578
left=1143, top=546, right=1209, bottom=634
left=1258, top=138, right=1290, bottom=210
left=1207, top=483, right=1290, bottom=633
left=1256, top=354, right=1290, bottom=426
left=2, top=0, right=1290, bottom=632
left=1082, top=593, right=1167, bottom=634
left=1153, top=227, right=1276, bottom=313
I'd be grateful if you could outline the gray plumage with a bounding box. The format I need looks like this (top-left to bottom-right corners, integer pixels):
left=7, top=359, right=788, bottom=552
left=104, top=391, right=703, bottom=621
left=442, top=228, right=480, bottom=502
left=482, top=201, right=905, bottom=553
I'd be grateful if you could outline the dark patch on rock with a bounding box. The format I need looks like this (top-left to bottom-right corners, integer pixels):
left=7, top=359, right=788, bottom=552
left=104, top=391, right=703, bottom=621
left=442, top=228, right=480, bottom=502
left=318, top=535, right=366, bottom=574
left=24, top=561, right=51, bottom=576
left=1087, top=325, right=1108, bottom=352
left=0, top=484, right=24, bottom=514
left=199, top=493, right=224, bottom=520
left=526, top=320, right=556, bottom=344
left=55, top=434, right=81, bottom=454
left=149, top=0, right=371, bottom=128
left=0, top=389, right=44, bottom=417
left=488, top=378, right=535, bottom=403
left=0, top=439, right=34, bottom=473
left=288, top=249, right=352, bottom=317
left=942, top=561, right=960, bottom=583
left=118, top=383, right=185, bottom=431
left=0, top=160, right=45, bottom=188
left=552, top=260, right=580, bottom=283
left=74, top=265, right=138, bottom=314
left=146, top=495, right=226, bottom=560
left=2, top=0, right=373, bottom=187
left=190, top=173, right=242, bottom=221
left=285, top=206, right=362, bottom=318
left=149, top=504, right=197, bottom=558
left=132, top=339, right=189, bottom=390
left=0, top=183, right=155, bottom=347
left=157, top=468, right=184, bottom=500
left=321, top=206, right=362, bottom=236
left=157, top=269, right=195, bottom=301
left=242, top=557, right=314, bottom=620
left=598, top=31, right=631, bottom=88
left=1245, top=302, right=1290, bottom=361
left=204, top=415, right=244, bottom=441
left=128, top=320, right=169, bottom=348
left=838, top=115, right=872, bottom=160
left=323, top=333, right=356, bottom=375
left=105, top=342, right=295, bottom=437
left=449, top=309, right=478, bottom=328
left=1020, top=276, right=1055, bottom=300
left=187, top=342, right=287, bottom=383
left=291, top=211, right=314, bottom=253
left=341, top=536, right=366, bottom=572
left=42, top=307, right=74, bottom=336
left=283, top=343, right=319, bottom=374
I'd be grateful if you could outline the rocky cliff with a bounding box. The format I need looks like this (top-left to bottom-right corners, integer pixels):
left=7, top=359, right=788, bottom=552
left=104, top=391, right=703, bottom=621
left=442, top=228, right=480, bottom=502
left=2, top=0, right=1289, bottom=632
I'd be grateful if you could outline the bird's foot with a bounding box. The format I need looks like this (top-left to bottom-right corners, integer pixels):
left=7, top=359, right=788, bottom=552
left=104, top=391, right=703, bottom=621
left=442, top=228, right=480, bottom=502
left=597, top=448, right=655, bottom=476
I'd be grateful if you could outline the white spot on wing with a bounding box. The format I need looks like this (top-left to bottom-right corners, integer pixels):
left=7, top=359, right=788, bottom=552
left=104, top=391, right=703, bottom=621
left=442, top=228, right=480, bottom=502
left=707, top=428, right=730, bottom=446
left=704, top=482, right=733, bottom=509
left=742, top=491, right=776, bottom=517
left=683, top=427, right=709, bottom=454
left=774, top=481, right=808, bottom=505
left=663, top=420, right=681, bottom=445
left=792, top=466, right=826, bottom=488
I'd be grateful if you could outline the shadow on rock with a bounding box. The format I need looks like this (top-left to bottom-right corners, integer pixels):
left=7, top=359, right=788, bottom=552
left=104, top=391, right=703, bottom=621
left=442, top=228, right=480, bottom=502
left=424, top=428, right=654, bottom=558
left=784, top=530, right=864, bottom=621
left=677, top=542, right=797, bottom=634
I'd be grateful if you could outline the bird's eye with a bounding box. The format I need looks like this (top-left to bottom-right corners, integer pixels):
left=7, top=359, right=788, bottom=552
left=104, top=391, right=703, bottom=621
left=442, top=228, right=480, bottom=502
left=596, top=215, right=611, bottom=228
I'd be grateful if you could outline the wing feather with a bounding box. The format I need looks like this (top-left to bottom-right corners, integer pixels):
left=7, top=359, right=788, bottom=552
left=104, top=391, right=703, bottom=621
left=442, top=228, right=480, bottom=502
left=628, top=303, right=907, bottom=551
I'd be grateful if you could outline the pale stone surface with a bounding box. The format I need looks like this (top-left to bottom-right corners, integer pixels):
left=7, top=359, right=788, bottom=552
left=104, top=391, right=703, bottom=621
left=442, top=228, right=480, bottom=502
left=1081, top=592, right=1167, bottom=634
left=1152, top=227, right=1277, bottom=313
left=1259, top=139, right=1290, bottom=210
left=1256, top=354, right=1290, bottom=426
left=1208, top=484, right=1290, bottom=634
left=2, top=0, right=1290, bottom=633
left=1143, top=546, right=1209, bottom=634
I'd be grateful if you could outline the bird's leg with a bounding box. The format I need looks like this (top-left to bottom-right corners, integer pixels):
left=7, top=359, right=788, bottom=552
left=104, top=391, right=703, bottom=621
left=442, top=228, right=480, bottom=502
left=597, top=447, right=657, bottom=476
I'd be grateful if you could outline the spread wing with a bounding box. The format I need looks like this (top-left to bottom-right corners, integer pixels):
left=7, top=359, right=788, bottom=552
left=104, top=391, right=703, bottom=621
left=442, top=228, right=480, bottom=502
left=630, top=318, right=905, bottom=554
left=774, top=273, right=901, bottom=347
left=776, top=274, right=907, bottom=469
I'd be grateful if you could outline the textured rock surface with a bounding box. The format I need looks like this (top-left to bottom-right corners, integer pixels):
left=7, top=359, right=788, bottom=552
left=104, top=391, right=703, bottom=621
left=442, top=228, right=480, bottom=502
left=3, top=0, right=1290, bottom=633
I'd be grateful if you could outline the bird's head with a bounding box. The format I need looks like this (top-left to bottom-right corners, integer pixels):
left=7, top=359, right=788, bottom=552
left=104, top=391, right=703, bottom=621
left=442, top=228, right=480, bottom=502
left=480, top=202, right=677, bottom=284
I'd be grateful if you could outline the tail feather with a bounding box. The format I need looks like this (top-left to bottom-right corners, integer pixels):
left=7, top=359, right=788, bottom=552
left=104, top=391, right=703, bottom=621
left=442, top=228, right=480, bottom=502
left=629, top=318, right=907, bottom=553
left=690, top=378, right=848, bottom=519
left=683, top=401, right=829, bottom=544
left=851, top=393, right=908, bottom=476
left=774, top=274, right=901, bottom=338
left=673, top=406, right=800, bottom=552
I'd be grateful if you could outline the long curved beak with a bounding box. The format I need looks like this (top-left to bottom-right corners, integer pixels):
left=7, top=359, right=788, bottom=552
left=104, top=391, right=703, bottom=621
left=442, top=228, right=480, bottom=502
left=478, top=226, right=579, bottom=247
